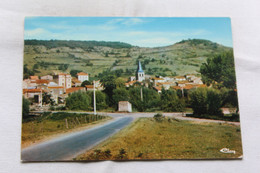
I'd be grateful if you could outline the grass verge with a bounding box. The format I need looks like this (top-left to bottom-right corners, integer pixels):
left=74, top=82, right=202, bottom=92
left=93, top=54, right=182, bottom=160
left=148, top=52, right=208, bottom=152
left=22, top=112, right=111, bottom=148
left=76, top=117, right=242, bottom=160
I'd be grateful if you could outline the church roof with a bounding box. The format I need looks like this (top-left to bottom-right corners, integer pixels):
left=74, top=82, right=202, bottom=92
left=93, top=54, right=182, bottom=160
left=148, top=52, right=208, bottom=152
left=137, top=61, right=144, bottom=73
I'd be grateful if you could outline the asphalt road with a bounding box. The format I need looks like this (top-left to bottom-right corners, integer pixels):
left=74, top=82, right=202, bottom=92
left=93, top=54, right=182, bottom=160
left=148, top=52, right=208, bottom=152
left=21, top=117, right=133, bottom=161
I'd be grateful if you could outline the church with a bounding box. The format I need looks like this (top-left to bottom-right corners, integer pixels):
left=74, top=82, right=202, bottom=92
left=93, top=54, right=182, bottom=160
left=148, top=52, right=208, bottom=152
left=136, top=61, right=145, bottom=82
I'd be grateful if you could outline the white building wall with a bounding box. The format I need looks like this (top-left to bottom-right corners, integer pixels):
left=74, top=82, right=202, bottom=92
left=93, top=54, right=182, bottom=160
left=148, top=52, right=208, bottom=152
left=78, top=75, right=89, bottom=82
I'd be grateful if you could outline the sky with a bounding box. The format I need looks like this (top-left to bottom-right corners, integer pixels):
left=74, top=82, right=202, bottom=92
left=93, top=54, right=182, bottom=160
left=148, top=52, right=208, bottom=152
left=24, top=17, right=233, bottom=47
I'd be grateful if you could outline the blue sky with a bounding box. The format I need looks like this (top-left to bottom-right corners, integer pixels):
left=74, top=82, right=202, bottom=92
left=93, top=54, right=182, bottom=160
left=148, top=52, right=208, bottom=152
left=24, top=17, right=233, bottom=47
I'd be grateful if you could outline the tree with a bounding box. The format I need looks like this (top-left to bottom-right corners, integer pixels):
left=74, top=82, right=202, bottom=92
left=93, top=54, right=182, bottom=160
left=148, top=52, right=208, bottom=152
left=42, top=93, right=55, bottom=105
left=189, top=88, right=208, bottom=116
left=114, top=77, right=125, bottom=88
left=65, top=91, right=91, bottom=110
left=70, top=69, right=81, bottom=77
left=101, top=75, right=117, bottom=106
left=160, top=89, right=185, bottom=112
left=129, top=87, right=160, bottom=112
left=112, top=88, right=130, bottom=108
left=200, top=51, right=236, bottom=89
left=190, top=88, right=223, bottom=116
left=22, top=97, right=30, bottom=119
left=207, top=88, right=222, bottom=115
left=87, top=91, right=108, bottom=110
left=81, top=80, right=92, bottom=87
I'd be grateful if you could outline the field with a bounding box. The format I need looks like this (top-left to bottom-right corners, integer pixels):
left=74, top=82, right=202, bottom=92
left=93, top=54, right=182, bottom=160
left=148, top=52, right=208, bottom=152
left=21, top=112, right=111, bottom=148
left=76, top=117, right=242, bottom=160
left=23, top=39, right=232, bottom=78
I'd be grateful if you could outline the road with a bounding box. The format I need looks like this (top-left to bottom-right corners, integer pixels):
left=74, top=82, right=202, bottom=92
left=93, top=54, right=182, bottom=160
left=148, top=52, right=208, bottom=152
left=21, top=116, right=133, bottom=161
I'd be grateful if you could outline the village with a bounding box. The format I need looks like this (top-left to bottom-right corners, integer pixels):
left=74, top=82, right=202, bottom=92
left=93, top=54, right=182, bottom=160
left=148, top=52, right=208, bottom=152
left=23, top=61, right=206, bottom=112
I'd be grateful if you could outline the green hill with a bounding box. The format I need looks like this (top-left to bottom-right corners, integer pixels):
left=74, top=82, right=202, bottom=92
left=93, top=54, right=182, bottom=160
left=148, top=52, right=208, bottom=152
left=23, top=39, right=232, bottom=79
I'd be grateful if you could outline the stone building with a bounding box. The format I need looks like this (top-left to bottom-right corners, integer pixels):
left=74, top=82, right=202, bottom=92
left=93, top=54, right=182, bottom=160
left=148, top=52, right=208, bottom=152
left=118, top=101, right=132, bottom=112
left=77, top=72, right=89, bottom=82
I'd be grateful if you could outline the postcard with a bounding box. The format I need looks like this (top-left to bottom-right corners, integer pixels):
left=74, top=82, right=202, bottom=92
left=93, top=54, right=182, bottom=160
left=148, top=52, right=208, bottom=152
left=21, top=17, right=242, bottom=161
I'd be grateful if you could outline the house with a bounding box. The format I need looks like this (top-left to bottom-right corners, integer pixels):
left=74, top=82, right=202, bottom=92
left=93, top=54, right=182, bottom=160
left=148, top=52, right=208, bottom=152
left=185, top=74, right=196, bottom=81
left=47, top=86, right=65, bottom=104
left=152, top=77, right=165, bottom=85
left=29, top=76, right=39, bottom=81
left=41, top=75, right=53, bottom=80
left=77, top=72, right=89, bottom=82
left=174, top=76, right=186, bottom=81
left=130, top=76, right=136, bottom=81
left=193, top=77, right=203, bottom=84
left=66, top=87, right=86, bottom=95
left=23, top=88, right=44, bottom=106
left=157, top=82, right=176, bottom=90
left=153, top=86, right=162, bottom=94
left=125, top=80, right=137, bottom=87
left=54, top=73, right=72, bottom=89
left=85, top=85, right=94, bottom=91
left=118, top=101, right=132, bottom=112
left=72, top=78, right=82, bottom=87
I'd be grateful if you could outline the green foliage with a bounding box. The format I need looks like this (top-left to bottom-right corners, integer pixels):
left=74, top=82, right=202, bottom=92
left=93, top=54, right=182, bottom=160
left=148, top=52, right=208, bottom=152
left=112, top=88, right=130, bottom=107
left=207, top=88, right=222, bottom=115
left=129, top=87, right=160, bottom=112
left=114, top=77, right=125, bottom=88
left=81, top=80, right=92, bottom=87
left=42, top=93, right=55, bottom=105
left=65, top=91, right=91, bottom=110
left=153, top=113, right=164, bottom=122
left=160, top=89, right=185, bottom=112
left=23, top=64, right=35, bottom=79
left=189, top=88, right=208, bottom=116
left=101, top=75, right=117, bottom=106
left=190, top=88, right=223, bottom=116
left=87, top=91, right=108, bottom=110
left=70, top=69, right=81, bottom=77
left=200, top=51, right=236, bottom=89
left=25, top=40, right=133, bottom=49
left=58, top=64, right=69, bottom=71
left=22, top=97, right=30, bottom=119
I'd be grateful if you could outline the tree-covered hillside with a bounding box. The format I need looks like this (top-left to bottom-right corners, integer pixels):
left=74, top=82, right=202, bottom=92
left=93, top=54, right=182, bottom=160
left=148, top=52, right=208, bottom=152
left=23, top=39, right=233, bottom=79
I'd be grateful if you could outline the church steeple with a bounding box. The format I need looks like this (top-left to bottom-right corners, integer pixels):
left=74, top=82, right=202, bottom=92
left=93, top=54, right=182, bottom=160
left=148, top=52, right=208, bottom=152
left=136, top=61, right=145, bottom=82
left=138, top=61, right=144, bottom=73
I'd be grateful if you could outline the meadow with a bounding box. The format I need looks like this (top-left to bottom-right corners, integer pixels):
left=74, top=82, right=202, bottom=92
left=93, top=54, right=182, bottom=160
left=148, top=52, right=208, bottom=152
left=76, top=117, right=242, bottom=160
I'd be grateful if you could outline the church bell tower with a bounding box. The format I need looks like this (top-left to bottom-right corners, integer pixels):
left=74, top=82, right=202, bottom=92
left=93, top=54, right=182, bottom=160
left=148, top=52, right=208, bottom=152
left=137, top=61, right=145, bottom=82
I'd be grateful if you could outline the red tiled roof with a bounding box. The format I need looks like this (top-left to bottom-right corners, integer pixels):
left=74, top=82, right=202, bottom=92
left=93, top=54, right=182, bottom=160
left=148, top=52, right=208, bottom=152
left=30, top=76, right=39, bottom=80
left=172, top=86, right=182, bottom=90
left=59, top=73, right=71, bottom=76
left=48, top=86, right=64, bottom=89
left=66, top=87, right=85, bottom=94
left=177, top=80, right=189, bottom=84
left=23, top=88, right=44, bottom=94
left=153, top=86, right=162, bottom=91
left=85, top=85, right=94, bottom=88
left=77, top=72, right=88, bottom=76
left=72, top=78, right=81, bottom=83
left=153, top=77, right=164, bottom=80
left=36, top=79, right=50, bottom=84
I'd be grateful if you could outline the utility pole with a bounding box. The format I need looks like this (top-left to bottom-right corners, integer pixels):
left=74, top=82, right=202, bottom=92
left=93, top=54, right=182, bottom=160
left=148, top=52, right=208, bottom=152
left=140, top=87, right=143, bottom=102
left=93, top=80, right=96, bottom=115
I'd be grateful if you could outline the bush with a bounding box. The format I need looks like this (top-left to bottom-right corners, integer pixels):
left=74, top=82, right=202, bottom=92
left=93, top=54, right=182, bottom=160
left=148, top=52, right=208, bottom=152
left=22, top=97, right=30, bottom=119
left=189, top=88, right=208, bottom=116
left=65, top=91, right=91, bottom=110
left=190, top=88, right=223, bottom=116
left=154, top=113, right=164, bottom=122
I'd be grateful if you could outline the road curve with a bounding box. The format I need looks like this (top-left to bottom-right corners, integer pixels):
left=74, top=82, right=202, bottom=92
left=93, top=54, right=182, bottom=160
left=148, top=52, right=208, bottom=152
left=21, top=117, right=133, bottom=161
